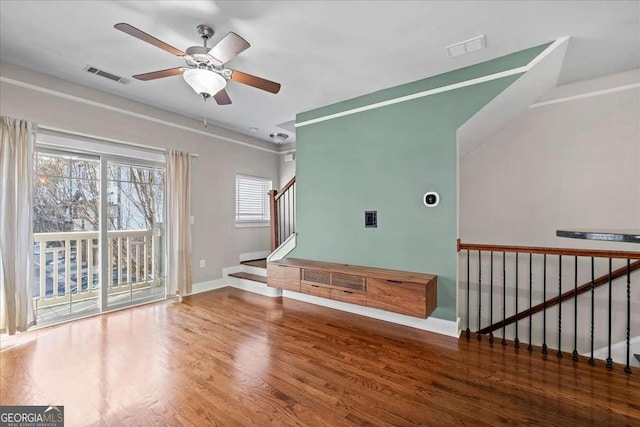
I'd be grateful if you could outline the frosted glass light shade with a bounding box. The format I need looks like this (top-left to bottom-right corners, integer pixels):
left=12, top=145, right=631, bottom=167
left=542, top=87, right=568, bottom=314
left=183, top=69, right=226, bottom=96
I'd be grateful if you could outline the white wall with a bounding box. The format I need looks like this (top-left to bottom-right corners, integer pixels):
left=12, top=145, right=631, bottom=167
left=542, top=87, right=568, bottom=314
left=278, top=152, right=296, bottom=189
left=460, top=70, right=640, bottom=248
left=0, top=63, right=281, bottom=285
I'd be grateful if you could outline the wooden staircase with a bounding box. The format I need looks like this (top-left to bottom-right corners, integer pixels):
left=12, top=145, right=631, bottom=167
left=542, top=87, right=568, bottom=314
left=269, top=176, right=295, bottom=252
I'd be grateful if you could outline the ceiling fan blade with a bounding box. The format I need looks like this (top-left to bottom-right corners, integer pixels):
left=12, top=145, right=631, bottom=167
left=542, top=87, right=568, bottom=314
left=208, top=32, right=250, bottom=64
left=230, top=70, right=281, bottom=94
left=133, top=67, right=185, bottom=81
left=214, top=89, right=232, bottom=105
left=114, top=23, right=185, bottom=56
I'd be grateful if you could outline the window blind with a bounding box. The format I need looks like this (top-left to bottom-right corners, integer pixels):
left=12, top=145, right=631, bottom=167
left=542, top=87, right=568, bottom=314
left=235, top=174, right=272, bottom=222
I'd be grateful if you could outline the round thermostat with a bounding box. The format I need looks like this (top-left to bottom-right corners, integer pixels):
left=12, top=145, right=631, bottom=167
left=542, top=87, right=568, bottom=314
left=423, top=192, right=440, bottom=207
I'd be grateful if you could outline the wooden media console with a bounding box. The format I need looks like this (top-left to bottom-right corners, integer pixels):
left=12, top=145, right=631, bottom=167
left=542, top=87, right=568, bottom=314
left=267, top=258, right=437, bottom=318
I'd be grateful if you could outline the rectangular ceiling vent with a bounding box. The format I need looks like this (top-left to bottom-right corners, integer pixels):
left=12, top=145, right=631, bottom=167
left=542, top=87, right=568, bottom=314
left=446, top=35, right=486, bottom=58
left=84, top=65, right=128, bottom=84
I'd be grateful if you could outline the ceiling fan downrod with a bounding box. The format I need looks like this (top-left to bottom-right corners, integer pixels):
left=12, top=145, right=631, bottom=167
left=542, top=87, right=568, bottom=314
left=196, top=24, right=214, bottom=48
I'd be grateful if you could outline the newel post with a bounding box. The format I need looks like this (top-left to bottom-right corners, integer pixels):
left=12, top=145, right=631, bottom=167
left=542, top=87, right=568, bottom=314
left=269, top=189, right=278, bottom=251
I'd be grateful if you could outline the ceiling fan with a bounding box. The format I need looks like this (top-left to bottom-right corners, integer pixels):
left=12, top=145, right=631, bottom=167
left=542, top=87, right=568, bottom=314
left=115, top=23, right=281, bottom=107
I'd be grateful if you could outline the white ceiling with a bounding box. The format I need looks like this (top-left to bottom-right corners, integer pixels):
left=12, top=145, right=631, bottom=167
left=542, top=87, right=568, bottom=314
left=1, top=1, right=638, bottom=144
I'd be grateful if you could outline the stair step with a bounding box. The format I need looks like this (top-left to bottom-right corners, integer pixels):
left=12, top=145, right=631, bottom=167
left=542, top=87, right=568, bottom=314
left=635, top=354, right=640, bottom=363
left=229, top=272, right=268, bottom=284
left=240, top=258, right=267, bottom=269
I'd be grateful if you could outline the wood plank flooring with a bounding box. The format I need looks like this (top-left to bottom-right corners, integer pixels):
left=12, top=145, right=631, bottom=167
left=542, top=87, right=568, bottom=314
left=1, top=287, right=639, bottom=426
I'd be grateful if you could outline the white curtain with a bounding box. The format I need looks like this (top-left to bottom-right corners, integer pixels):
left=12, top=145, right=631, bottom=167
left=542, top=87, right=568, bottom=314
left=0, top=117, right=36, bottom=335
left=166, top=150, right=192, bottom=297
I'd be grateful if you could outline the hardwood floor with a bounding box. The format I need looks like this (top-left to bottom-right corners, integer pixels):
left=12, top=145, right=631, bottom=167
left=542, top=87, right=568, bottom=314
left=1, top=288, right=639, bottom=426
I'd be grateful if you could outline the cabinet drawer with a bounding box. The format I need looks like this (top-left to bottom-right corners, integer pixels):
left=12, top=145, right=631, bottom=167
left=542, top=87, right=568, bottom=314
left=267, top=263, right=300, bottom=291
left=301, top=283, right=332, bottom=298
left=331, top=289, right=366, bottom=306
left=367, top=277, right=427, bottom=318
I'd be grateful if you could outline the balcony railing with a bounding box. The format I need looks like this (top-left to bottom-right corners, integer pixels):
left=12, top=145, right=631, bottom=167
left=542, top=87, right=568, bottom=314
left=33, top=229, right=162, bottom=312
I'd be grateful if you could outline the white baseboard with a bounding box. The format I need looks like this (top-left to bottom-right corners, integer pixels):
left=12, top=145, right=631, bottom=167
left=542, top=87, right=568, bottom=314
left=589, top=335, right=640, bottom=366
left=239, top=250, right=270, bottom=262
left=227, top=276, right=281, bottom=298
left=283, top=290, right=459, bottom=338
left=240, top=265, right=267, bottom=276
left=189, top=278, right=228, bottom=295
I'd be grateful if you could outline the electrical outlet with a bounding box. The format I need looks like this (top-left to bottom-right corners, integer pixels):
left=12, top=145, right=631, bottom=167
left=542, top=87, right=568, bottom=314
left=199, top=259, right=206, bottom=268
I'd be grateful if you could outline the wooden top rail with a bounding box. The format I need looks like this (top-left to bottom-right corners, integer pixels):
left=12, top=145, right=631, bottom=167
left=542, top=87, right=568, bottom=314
left=457, top=240, right=640, bottom=260
left=274, top=176, right=296, bottom=201
left=271, top=258, right=436, bottom=283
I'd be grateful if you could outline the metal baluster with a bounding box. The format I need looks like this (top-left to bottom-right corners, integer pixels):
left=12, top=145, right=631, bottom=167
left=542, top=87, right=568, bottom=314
left=625, top=259, right=631, bottom=374
left=573, top=256, right=579, bottom=361
left=589, top=257, right=595, bottom=366
left=606, top=258, right=613, bottom=369
left=514, top=252, right=519, bottom=349
left=528, top=253, right=533, bottom=352
left=478, top=250, right=482, bottom=341
left=542, top=254, right=548, bottom=355
left=466, top=249, right=470, bottom=339
left=557, top=255, right=562, bottom=358
left=502, top=252, right=506, bottom=346
left=489, top=251, right=494, bottom=344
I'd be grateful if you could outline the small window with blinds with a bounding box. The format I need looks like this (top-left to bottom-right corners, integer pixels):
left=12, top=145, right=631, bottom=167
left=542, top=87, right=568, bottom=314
left=235, top=174, right=272, bottom=226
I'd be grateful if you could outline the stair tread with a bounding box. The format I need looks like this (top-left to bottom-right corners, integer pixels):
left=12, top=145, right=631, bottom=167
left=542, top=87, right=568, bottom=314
left=229, top=272, right=268, bottom=284
left=240, top=259, right=267, bottom=268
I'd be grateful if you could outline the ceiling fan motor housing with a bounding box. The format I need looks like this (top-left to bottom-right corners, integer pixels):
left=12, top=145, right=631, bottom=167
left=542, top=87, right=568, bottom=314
left=185, top=46, right=217, bottom=68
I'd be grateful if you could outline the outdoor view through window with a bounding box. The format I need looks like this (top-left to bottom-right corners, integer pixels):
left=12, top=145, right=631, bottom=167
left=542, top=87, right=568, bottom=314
left=32, top=150, right=166, bottom=324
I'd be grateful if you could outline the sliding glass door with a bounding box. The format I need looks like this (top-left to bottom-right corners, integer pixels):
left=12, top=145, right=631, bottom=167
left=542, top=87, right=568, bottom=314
left=105, top=160, right=165, bottom=309
left=32, top=148, right=166, bottom=325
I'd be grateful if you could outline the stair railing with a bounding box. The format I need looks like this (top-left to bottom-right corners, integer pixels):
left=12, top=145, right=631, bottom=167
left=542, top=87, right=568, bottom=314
left=458, top=239, right=640, bottom=374
left=269, top=176, right=296, bottom=251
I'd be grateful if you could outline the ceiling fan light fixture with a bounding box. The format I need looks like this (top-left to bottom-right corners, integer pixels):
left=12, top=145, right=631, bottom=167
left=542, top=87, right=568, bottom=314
left=269, top=133, right=289, bottom=144
left=182, top=68, right=226, bottom=97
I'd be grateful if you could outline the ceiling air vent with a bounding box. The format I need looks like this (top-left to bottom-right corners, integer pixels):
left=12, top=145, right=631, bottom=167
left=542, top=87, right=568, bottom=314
left=446, top=35, right=487, bottom=58
left=84, top=65, right=128, bottom=84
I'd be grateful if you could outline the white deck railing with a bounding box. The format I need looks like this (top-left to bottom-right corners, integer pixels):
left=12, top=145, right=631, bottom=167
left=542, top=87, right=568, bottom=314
left=33, top=229, right=161, bottom=309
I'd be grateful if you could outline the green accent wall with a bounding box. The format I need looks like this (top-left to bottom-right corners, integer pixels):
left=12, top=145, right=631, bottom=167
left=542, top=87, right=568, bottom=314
left=291, top=44, right=549, bottom=321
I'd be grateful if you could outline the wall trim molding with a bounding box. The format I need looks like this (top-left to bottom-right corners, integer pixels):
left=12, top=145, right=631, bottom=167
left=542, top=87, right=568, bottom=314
left=295, top=37, right=568, bottom=128
left=189, top=278, right=228, bottom=295
left=0, top=75, right=281, bottom=155
left=529, top=82, right=640, bottom=108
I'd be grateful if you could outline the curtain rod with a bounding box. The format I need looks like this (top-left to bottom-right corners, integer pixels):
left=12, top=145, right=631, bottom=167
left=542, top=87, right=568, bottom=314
left=37, top=125, right=200, bottom=158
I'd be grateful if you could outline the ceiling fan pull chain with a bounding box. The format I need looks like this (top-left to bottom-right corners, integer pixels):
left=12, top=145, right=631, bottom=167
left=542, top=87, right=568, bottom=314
left=203, top=95, right=208, bottom=127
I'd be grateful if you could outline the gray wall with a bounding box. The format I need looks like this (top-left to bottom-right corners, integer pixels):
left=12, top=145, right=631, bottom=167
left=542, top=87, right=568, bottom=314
left=1, top=63, right=280, bottom=285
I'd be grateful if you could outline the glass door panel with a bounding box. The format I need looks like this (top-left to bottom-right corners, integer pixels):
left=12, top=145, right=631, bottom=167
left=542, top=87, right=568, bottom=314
left=33, top=150, right=101, bottom=323
left=106, top=161, right=165, bottom=308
